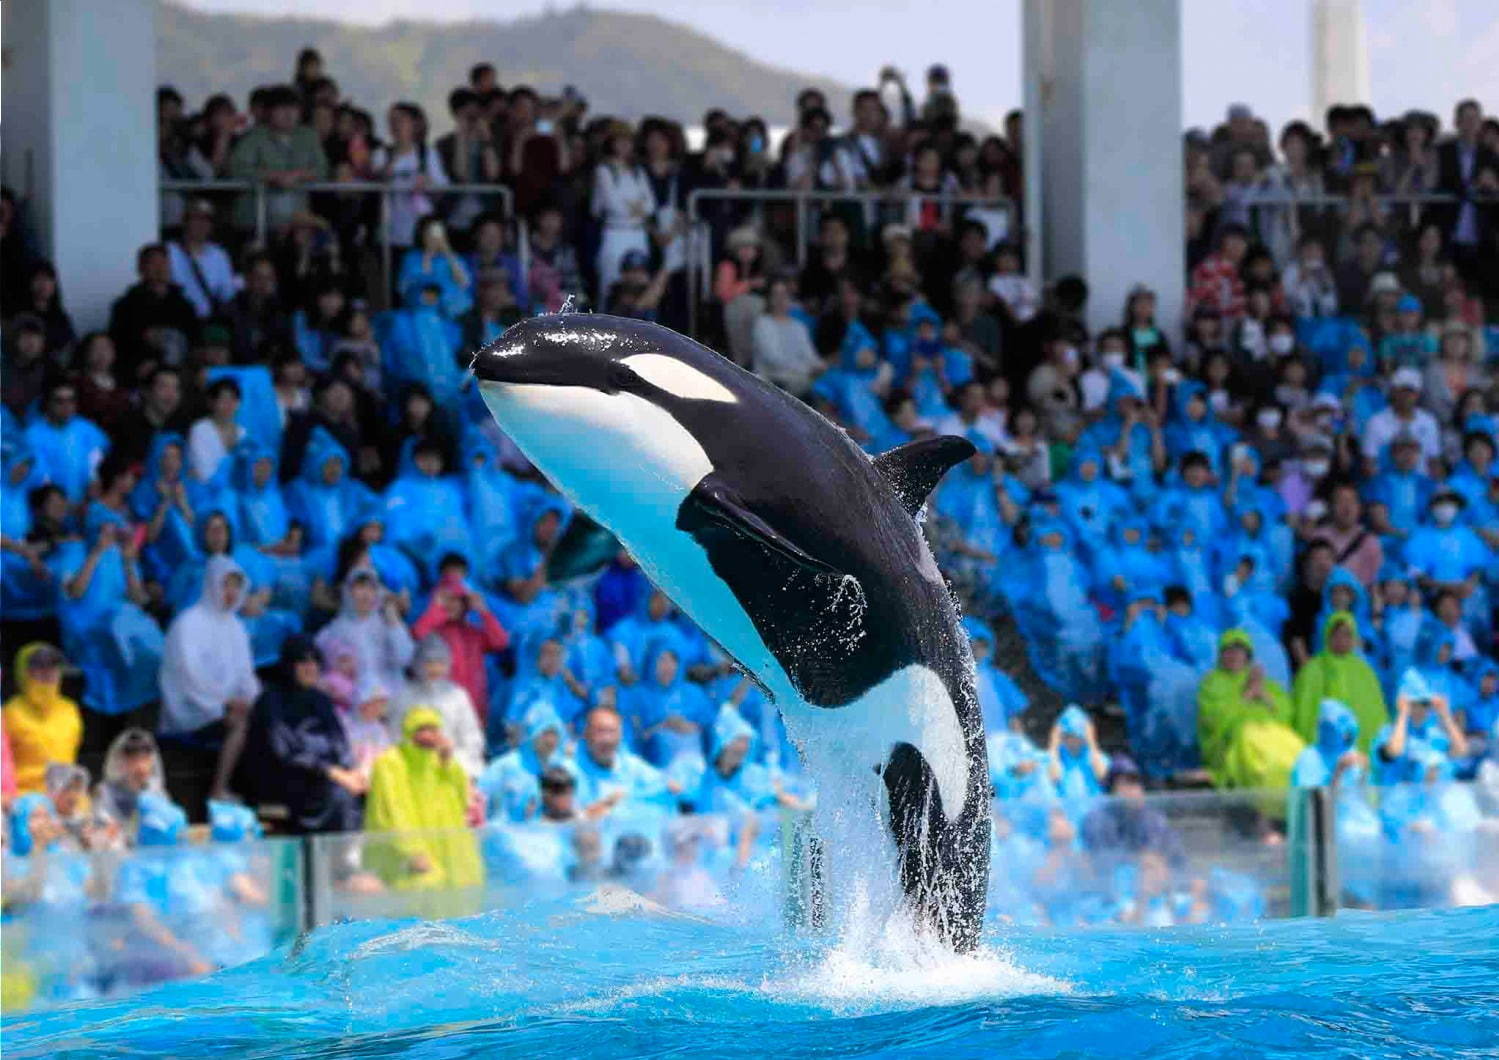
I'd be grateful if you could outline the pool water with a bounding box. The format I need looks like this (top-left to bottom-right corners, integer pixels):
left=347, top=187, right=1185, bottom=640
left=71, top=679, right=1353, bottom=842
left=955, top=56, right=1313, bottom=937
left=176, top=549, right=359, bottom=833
left=6, top=894, right=1496, bottom=1058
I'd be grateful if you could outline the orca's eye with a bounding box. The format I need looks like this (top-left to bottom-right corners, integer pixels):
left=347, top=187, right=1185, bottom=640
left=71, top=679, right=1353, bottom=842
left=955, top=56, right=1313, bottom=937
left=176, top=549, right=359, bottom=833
left=606, top=361, right=641, bottom=393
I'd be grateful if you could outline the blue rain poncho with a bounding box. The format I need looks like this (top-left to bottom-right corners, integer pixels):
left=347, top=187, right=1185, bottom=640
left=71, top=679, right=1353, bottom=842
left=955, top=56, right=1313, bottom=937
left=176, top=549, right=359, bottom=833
left=1149, top=473, right=1228, bottom=544
left=4, top=793, right=97, bottom=1002
left=561, top=601, right=617, bottom=695
left=624, top=647, right=714, bottom=767
left=397, top=248, right=474, bottom=317
left=49, top=507, right=164, bottom=716
left=1214, top=505, right=1282, bottom=596
left=1054, top=447, right=1129, bottom=559
left=695, top=705, right=777, bottom=815
left=1313, top=566, right=1376, bottom=652
left=1463, top=660, right=1499, bottom=741
left=0, top=436, right=54, bottom=621
left=1220, top=581, right=1293, bottom=688
left=1052, top=705, right=1104, bottom=802
left=284, top=428, right=374, bottom=551
left=1163, top=380, right=1237, bottom=476
left=1363, top=466, right=1435, bottom=537
left=1164, top=604, right=1220, bottom=673
left=809, top=323, right=897, bottom=446
left=1163, top=525, right=1222, bottom=628
left=571, top=739, right=674, bottom=815
left=129, top=433, right=200, bottom=584
left=305, top=507, right=423, bottom=604
left=1078, top=370, right=1158, bottom=499
left=383, top=448, right=474, bottom=583
left=459, top=431, right=522, bottom=582
left=1111, top=590, right=1205, bottom=776
left=1405, top=631, right=1476, bottom=726
left=478, top=700, right=565, bottom=823
left=1090, top=516, right=1168, bottom=614
left=380, top=304, right=464, bottom=407
left=506, top=661, right=587, bottom=731
left=234, top=441, right=289, bottom=547
left=23, top=412, right=108, bottom=503
left=1014, top=518, right=1104, bottom=703
left=495, top=499, right=573, bottom=650
left=964, top=616, right=1028, bottom=733
left=607, top=604, right=695, bottom=684
left=1404, top=517, right=1488, bottom=586
left=1291, top=697, right=1381, bottom=902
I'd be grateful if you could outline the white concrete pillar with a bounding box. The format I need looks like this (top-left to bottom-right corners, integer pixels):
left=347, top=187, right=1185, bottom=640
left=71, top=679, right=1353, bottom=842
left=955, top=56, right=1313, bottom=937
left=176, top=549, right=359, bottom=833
left=1023, top=0, right=1185, bottom=338
left=3, top=0, right=159, bottom=330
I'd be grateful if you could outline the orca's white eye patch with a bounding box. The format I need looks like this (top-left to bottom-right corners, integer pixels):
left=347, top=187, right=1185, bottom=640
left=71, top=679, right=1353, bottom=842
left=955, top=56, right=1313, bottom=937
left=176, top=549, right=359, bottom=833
left=621, top=354, right=737, bottom=403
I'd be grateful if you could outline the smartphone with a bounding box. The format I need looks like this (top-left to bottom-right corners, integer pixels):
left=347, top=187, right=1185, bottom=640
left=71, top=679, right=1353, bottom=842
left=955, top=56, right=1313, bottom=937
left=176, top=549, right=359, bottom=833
left=536, top=118, right=554, bottom=135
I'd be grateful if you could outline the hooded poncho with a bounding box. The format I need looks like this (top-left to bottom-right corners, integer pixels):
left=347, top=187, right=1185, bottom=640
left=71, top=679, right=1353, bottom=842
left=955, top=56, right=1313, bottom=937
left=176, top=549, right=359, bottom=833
left=158, top=556, right=262, bottom=735
left=2, top=644, right=82, bottom=794
left=1196, top=629, right=1305, bottom=789
left=1290, top=611, right=1388, bottom=752
left=363, top=707, right=483, bottom=893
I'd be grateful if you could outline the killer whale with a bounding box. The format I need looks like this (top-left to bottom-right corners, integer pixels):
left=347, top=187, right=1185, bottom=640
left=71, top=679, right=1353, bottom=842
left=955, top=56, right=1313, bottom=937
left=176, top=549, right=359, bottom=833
left=473, top=314, right=990, bottom=951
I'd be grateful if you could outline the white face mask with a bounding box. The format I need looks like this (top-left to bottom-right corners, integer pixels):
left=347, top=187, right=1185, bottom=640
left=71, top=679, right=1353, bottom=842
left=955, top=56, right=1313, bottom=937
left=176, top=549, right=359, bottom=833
left=1257, top=408, right=1283, bottom=430
left=1431, top=503, right=1459, bottom=526
left=1102, top=351, right=1126, bottom=370
left=1061, top=346, right=1080, bottom=368
left=1302, top=459, right=1330, bottom=479
left=1269, top=333, right=1295, bottom=355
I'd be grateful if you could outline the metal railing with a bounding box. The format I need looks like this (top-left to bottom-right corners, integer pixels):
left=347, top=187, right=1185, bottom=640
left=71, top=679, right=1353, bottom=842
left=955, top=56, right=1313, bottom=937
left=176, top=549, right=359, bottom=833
left=683, top=187, right=1016, bottom=337
left=159, top=179, right=517, bottom=308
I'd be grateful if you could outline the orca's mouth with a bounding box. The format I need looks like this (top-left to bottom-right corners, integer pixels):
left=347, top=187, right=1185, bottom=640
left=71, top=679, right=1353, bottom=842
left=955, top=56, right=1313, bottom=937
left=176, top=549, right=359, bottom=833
left=471, top=345, right=583, bottom=388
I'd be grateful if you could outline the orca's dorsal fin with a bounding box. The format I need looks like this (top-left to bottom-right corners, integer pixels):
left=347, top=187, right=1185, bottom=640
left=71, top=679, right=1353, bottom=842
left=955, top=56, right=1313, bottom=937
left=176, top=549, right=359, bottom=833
left=873, top=435, right=977, bottom=517
left=681, top=474, right=844, bottom=578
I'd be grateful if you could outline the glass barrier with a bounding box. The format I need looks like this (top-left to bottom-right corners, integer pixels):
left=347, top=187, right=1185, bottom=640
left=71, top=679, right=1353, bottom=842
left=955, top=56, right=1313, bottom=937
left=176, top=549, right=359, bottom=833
left=0, top=837, right=302, bottom=1012
left=1328, top=777, right=1499, bottom=913
left=979, top=789, right=1299, bottom=929
left=307, top=810, right=785, bottom=928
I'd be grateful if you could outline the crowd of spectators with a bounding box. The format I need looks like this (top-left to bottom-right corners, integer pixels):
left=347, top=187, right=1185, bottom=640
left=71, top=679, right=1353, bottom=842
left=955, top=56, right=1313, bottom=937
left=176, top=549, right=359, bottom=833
left=4, top=47, right=1499, bottom=974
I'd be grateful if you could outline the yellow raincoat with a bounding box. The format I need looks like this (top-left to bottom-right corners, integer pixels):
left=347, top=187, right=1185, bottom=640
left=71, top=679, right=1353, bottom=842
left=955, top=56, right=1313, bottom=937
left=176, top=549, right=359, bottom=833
left=363, top=707, right=482, bottom=895
left=2, top=644, right=82, bottom=795
left=1197, top=629, right=1305, bottom=790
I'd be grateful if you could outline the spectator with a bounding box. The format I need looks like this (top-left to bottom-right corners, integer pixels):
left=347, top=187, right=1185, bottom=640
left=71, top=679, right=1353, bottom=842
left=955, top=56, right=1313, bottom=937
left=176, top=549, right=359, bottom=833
left=397, top=216, right=472, bottom=316
left=186, top=377, right=244, bottom=485
left=18, top=261, right=76, bottom=356
left=478, top=700, right=565, bottom=823
left=1311, top=481, right=1384, bottom=588
left=1434, top=100, right=1499, bottom=281
left=1, top=644, right=81, bottom=796
left=168, top=200, right=236, bottom=320
left=410, top=563, right=510, bottom=726
left=1281, top=235, right=1340, bottom=318
left=1046, top=705, right=1108, bottom=800
left=1290, top=611, right=1387, bottom=753
left=525, top=203, right=584, bottom=314
left=1, top=314, right=57, bottom=417
left=24, top=379, right=108, bottom=504
left=751, top=276, right=823, bottom=397
left=316, top=567, right=415, bottom=694
left=69, top=332, right=131, bottom=436
left=465, top=213, right=526, bottom=308
left=1334, top=225, right=1390, bottom=312
left=111, top=366, right=189, bottom=465
left=363, top=707, right=483, bottom=892
left=158, top=556, right=261, bottom=803
left=460, top=270, right=523, bottom=352
left=434, top=87, right=500, bottom=232
left=1080, top=754, right=1186, bottom=871
left=713, top=226, right=768, bottom=367
left=228, top=84, right=329, bottom=233
left=225, top=254, right=291, bottom=363
left=107, top=243, right=199, bottom=384
left=1196, top=629, right=1303, bottom=789
left=572, top=705, right=675, bottom=819
left=1374, top=669, right=1471, bottom=779
left=592, top=120, right=652, bottom=298
left=1187, top=223, right=1249, bottom=320
left=258, top=636, right=363, bottom=834
left=390, top=633, right=484, bottom=779
left=1361, top=368, right=1442, bottom=474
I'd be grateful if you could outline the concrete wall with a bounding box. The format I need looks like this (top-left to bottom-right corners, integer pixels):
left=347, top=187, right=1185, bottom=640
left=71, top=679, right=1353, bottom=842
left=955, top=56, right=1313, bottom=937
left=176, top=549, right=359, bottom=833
left=3, top=0, right=159, bottom=330
left=1025, top=0, right=1185, bottom=337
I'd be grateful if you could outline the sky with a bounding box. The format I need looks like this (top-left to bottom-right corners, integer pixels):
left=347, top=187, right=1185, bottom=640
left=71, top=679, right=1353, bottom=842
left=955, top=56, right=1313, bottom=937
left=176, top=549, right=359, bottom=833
left=181, top=0, right=1498, bottom=131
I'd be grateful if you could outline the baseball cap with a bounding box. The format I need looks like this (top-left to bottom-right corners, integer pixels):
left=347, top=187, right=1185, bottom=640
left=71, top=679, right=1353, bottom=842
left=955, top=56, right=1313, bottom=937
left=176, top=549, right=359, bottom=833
left=1391, top=366, right=1423, bottom=391
left=1396, top=294, right=1422, bottom=314
left=1367, top=272, right=1402, bottom=298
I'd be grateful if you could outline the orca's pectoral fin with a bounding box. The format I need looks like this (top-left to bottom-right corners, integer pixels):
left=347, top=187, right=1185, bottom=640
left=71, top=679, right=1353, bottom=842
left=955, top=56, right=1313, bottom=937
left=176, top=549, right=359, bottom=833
left=872, top=435, right=977, bottom=518
left=545, top=511, right=620, bottom=585
left=680, top=475, right=844, bottom=578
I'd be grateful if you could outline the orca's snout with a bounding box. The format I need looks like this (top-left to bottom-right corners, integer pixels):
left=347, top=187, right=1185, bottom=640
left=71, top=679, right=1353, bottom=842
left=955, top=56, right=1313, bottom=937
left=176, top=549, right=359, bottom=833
left=471, top=315, right=613, bottom=388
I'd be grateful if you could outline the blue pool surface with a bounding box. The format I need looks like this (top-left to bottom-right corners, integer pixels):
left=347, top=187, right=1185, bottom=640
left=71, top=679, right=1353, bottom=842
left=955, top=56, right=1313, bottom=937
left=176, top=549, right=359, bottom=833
left=5, top=896, right=1497, bottom=1058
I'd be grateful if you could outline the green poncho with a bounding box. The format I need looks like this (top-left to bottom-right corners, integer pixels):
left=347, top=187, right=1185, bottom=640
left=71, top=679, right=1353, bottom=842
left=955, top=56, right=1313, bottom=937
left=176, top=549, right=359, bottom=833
left=364, top=707, right=483, bottom=895
left=1197, top=629, right=1305, bottom=790
left=1290, top=611, right=1388, bottom=753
